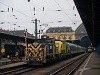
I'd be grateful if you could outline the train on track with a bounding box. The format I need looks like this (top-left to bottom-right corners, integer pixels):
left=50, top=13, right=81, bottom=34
left=24, top=35, right=87, bottom=65
left=88, top=47, right=94, bottom=53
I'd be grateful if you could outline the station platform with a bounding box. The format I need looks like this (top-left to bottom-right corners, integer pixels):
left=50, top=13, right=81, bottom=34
left=0, top=61, right=26, bottom=70
left=74, top=51, right=100, bottom=75
left=0, top=57, right=24, bottom=66
left=0, top=58, right=12, bottom=66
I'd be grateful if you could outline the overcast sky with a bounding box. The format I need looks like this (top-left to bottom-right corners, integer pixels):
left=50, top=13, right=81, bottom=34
left=0, top=0, right=82, bottom=34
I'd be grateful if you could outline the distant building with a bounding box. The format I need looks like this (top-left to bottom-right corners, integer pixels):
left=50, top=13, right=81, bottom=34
left=10, top=30, right=34, bottom=38
left=0, top=28, right=12, bottom=34
left=75, top=23, right=87, bottom=40
left=44, top=27, right=75, bottom=40
left=0, top=28, right=34, bottom=38
left=75, top=23, right=91, bottom=47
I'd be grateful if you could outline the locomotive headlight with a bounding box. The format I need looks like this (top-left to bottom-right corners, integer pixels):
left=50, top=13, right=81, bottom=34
left=38, top=58, right=42, bottom=61
left=31, top=50, right=34, bottom=52
left=35, top=50, right=38, bottom=52
left=25, top=58, right=29, bottom=61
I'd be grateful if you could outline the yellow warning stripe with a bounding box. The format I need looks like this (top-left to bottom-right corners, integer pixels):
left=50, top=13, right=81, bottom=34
left=27, top=42, right=43, bottom=58
left=44, top=45, right=46, bottom=59
left=30, top=43, right=41, bottom=50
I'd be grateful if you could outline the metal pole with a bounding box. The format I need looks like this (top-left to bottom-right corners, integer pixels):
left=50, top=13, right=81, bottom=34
left=91, top=0, right=95, bottom=46
left=24, top=29, right=27, bottom=57
left=35, top=19, right=37, bottom=39
left=14, top=28, right=15, bottom=35
left=0, top=39, right=1, bottom=57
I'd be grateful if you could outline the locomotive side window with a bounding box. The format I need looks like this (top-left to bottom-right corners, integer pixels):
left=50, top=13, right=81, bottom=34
left=50, top=45, right=52, bottom=49
left=49, top=44, right=53, bottom=53
left=46, top=44, right=53, bottom=53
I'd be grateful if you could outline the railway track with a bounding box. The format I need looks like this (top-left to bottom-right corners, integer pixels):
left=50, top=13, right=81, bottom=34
left=49, top=53, right=90, bottom=75
left=29, top=53, right=90, bottom=75
left=0, top=63, right=38, bottom=75
left=0, top=53, right=90, bottom=75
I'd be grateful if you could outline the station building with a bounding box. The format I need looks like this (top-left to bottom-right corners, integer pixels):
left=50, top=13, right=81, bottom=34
left=44, top=27, right=75, bottom=40
left=75, top=23, right=91, bottom=47
left=0, top=28, right=34, bottom=38
left=44, top=23, right=91, bottom=47
left=0, top=29, right=34, bottom=58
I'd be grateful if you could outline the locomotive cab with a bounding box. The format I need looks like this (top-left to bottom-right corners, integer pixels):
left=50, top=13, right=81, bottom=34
left=25, top=38, right=55, bottom=65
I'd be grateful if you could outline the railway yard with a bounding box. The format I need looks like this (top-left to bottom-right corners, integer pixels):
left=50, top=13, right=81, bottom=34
left=0, top=32, right=98, bottom=75
left=0, top=0, right=100, bottom=75
left=1, top=52, right=99, bottom=75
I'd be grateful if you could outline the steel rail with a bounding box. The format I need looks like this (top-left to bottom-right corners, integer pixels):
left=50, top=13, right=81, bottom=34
left=49, top=53, right=90, bottom=75
left=67, top=54, right=90, bottom=75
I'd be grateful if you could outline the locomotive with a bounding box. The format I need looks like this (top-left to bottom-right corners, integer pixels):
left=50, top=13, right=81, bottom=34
left=25, top=37, right=56, bottom=65
left=88, top=47, right=94, bottom=53
left=24, top=36, right=86, bottom=65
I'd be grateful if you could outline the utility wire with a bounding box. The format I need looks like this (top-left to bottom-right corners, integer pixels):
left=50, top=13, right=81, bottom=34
left=66, top=0, right=82, bottom=25
left=0, top=11, right=31, bottom=23
left=0, top=1, right=32, bottom=19
left=28, top=1, right=33, bottom=18
left=10, top=1, right=32, bottom=22
left=53, top=0, right=74, bottom=23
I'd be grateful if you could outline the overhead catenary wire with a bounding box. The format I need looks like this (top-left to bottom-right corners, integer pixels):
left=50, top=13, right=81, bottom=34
left=53, top=0, right=74, bottom=23
left=0, top=1, right=33, bottom=19
left=0, top=13, right=35, bottom=31
left=0, top=1, right=36, bottom=25
left=65, top=0, right=78, bottom=26
left=0, top=11, right=32, bottom=23
left=30, top=1, right=54, bottom=27
left=28, top=1, right=34, bottom=21
left=29, top=0, right=73, bottom=28
left=43, top=0, right=64, bottom=27
left=0, top=0, right=82, bottom=33
left=10, top=1, right=33, bottom=22
left=23, top=0, right=75, bottom=24
left=0, top=22, right=35, bottom=32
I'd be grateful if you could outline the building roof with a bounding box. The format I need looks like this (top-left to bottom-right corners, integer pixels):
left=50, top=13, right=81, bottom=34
left=0, top=28, right=34, bottom=37
left=46, top=27, right=74, bottom=33
left=75, top=23, right=87, bottom=34
left=0, top=28, right=12, bottom=34
left=10, top=30, right=33, bottom=37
